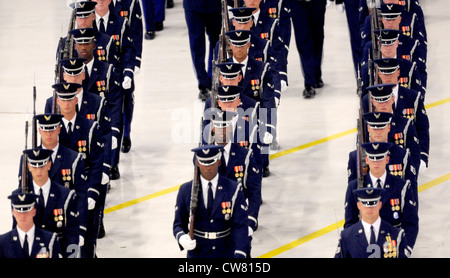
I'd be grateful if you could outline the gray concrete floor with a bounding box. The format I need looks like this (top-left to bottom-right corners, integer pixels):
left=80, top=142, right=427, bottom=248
left=0, top=0, right=448, bottom=258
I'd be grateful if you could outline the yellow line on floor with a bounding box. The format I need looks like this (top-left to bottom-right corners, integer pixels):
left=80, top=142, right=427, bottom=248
left=104, top=97, right=450, bottom=215
left=425, top=97, right=450, bottom=109
left=258, top=219, right=345, bottom=258
left=270, top=97, right=450, bottom=161
left=418, top=172, right=450, bottom=193
left=257, top=172, right=450, bottom=258
left=104, top=185, right=180, bottom=214
left=270, top=128, right=356, bottom=160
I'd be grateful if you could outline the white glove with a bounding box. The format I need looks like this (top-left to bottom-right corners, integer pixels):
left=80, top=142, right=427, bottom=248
left=79, top=235, right=85, bottom=247
left=88, top=197, right=96, bottom=210
left=122, top=76, right=132, bottom=89
left=280, top=80, right=287, bottom=92
left=66, top=0, right=78, bottom=8
left=419, top=159, right=427, bottom=174
left=275, top=97, right=280, bottom=108
left=336, top=3, right=344, bottom=12
left=134, top=66, right=140, bottom=75
left=179, top=234, right=196, bottom=251
left=326, top=0, right=333, bottom=8
left=101, top=172, right=110, bottom=185
left=263, top=132, right=273, bottom=145
left=112, top=136, right=118, bottom=150
left=248, top=227, right=254, bottom=237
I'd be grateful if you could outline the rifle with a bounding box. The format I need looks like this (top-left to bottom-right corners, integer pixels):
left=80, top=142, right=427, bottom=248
left=221, top=0, right=232, bottom=60
left=188, top=158, right=200, bottom=240
left=53, top=5, right=77, bottom=113
left=21, top=120, right=30, bottom=194
left=207, top=0, right=232, bottom=144
left=367, top=0, right=382, bottom=112
left=189, top=116, right=205, bottom=239
left=31, top=77, right=38, bottom=148
left=356, top=66, right=369, bottom=189
left=208, top=56, right=219, bottom=145
left=52, top=37, right=63, bottom=114
left=368, top=0, right=382, bottom=86
left=366, top=53, right=375, bottom=113
left=63, top=2, right=77, bottom=60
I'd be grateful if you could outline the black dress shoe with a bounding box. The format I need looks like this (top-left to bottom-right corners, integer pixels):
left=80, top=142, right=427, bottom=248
left=111, top=165, right=120, bottom=180
left=263, top=166, right=271, bottom=178
left=121, top=136, right=131, bottom=153
left=198, top=88, right=210, bottom=101
left=97, top=220, right=105, bottom=239
left=316, top=78, right=324, bottom=88
left=167, top=0, right=174, bottom=8
left=145, top=30, right=155, bottom=40
left=303, top=84, right=316, bottom=98
left=155, top=22, right=164, bottom=32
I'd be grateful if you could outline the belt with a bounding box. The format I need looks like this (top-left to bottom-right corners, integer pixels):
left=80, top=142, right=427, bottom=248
left=194, top=228, right=230, bottom=239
